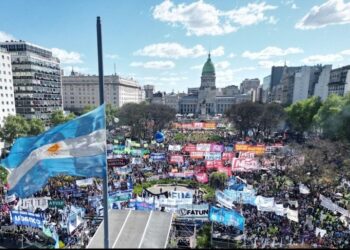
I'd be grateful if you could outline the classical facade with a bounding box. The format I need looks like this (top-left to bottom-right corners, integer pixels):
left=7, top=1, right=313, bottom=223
left=62, top=71, right=144, bottom=113
left=179, top=54, right=250, bottom=116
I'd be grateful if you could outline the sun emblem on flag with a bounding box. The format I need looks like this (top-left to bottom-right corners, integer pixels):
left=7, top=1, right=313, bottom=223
left=47, top=143, right=61, bottom=155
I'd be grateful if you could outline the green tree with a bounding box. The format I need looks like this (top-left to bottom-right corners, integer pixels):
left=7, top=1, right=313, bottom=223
left=106, top=104, right=119, bottom=128
left=0, top=115, right=30, bottom=145
left=50, top=110, right=76, bottom=126
left=196, top=224, right=211, bottom=249
left=259, top=103, right=286, bottom=136
left=82, top=105, right=96, bottom=114
left=209, top=172, right=228, bottom=190
left=28, top=118, right=45, bottom=136
left=285, top=96, right=322, bottom=133
left=225, top=102, right=264, bottom=138
left=314, top=94, right=345, bottom=140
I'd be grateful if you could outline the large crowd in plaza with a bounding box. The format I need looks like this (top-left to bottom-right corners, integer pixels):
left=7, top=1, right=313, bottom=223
left=0, top=119, right=350, bottom=249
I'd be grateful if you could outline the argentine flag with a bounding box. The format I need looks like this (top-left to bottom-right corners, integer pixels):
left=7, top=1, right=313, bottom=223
left=1, top=105, right=106, bottom=198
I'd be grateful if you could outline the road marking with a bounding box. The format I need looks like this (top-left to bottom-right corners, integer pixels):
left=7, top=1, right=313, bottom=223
left=112, top=209, right=132, bottom=248
left=138, top=210, right=153, bottom=248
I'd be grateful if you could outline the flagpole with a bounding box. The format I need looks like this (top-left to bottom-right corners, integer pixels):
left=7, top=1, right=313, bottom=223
left=97, top=16, right=109, bottom=249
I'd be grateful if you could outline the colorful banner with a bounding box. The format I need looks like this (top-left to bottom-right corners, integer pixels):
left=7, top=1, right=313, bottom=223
left=190, top=151, right=205, bottom=159
left=150, top=153, right=166, bottom=161
left=224, top=146, right=234, bottom=152
left=170, top=155, right=184, bottom=164
left=168, top=171, right=194, bottom=178
left=10, top=210, right=44, bottom=228
left=222, top=152, right=234, bottom=161
left=5, top=194, right=16, bottom=203
left=238, top=152, right=255, bottom=159
left=206, top=160, right=224, bottom=170
left=223, top=189, right=256, bottom=206
left=18, top=197, right=51, bottom=211
left=168, top=145, right=182, bottom=151
left=232, top=158, right=259, bottom=171
left=76, top=178, right=94, bottom=187
left=183, top=144, right=197, bottom=152
left=196, top=143, right=211, bottom=152
left=176, top=204, right=209, bottom=220
left=194, top=172, right=209, bottom=183
left=205, top=152, right=222, bottom=161
left=216, top=190, right=235, bottom=209
left=48, top=200, right=65, bottom=209
left=255, top=196, right=275, bottom=212
left=192, top=122, right=204, bottom=129
left=203, top=122, right=216, bottom=130
left=235, top=144, right=266, bottom=155
left=217, top=166, right=232, bottom=176
left=209, top=206, right=245, bottom=230
left=210, top=144, right=224, bottom=152
left=114, top=165, right=132, bottom=175
left=107, top=158, right=129, bottom=167
left=131, top=157, right=143, bottom=165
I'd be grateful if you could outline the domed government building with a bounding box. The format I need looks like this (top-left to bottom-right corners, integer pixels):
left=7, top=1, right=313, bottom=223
left=178, top=53, right=251, bottom=117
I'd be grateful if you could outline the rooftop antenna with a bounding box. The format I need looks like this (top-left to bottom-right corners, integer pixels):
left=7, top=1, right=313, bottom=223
left=284, top=58, right=287, bottom=67
left=114, top=63, right=116, bottom=75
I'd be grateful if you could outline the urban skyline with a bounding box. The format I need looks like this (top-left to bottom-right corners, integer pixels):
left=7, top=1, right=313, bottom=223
left=1, top=0, right=350, bottom=92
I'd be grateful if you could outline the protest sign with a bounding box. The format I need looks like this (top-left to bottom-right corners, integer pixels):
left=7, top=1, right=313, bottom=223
left=76, top=178, right=94, bottom=187
left=48, top=200, right=65, bottom=209
left=170, top=155, right=184, bottom=164
left=222, top=152, right=234, bottom=161
left=210, top=144, right=224, bottom=152
left=196, top=143, right=211, bottom=152
left=205, top=152, right=222, bottom=160
left=206, top=160, right=223, bottom=170
left=192, top=122, right=204, bottom=129
left=19, top=197, right=51, bottom=211
left=216, top=190, right=235, bottom=209
left=10, top=210, right=44, bottom=228
left=168, top=145, right=182, bottom=151
left=176, top=204, right=209, bottom=220
left=183, top=144, right=197, bottom=152
left=5, top=194, right=16, bottom=203
left=287, top=207, right=299, bottom=222
left=209, top=206, right=245, bottom=230
left=150, top=153, right=166, bottom=161
left=195, top=172, right=209, bottom=184
left=232, top=158, right=259, bottom=171
left=255, top=196, right=275, bottom=212
left=190, top=151, right=205, bottom=159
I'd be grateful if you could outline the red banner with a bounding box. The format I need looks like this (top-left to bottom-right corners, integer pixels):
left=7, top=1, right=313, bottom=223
left=231, top=158, right=259, bottom=171
left=217, top=166, right=232, bottom=177
left=170, top=155, right=184, bottom=164
left=195, top=172, right=209, bottom=183
left=190, top=151, right=205, bottom=159
left=206, top=160, right=224, bottom=170
left=183, top=144, right=197, bottom=152
left=222, top=152, right=234, bottom=161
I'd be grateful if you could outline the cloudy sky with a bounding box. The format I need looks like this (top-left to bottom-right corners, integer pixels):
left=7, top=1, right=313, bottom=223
left=1, top=0, right=350, bottom=92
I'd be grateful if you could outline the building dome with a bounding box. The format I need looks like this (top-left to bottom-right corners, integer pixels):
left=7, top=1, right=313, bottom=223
left=202, top=53, right=215, bottom=75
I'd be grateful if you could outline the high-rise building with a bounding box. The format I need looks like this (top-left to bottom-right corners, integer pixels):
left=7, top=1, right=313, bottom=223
left=328, top=65, right=350, bottom=97
left=0, top=48, right=16, bottom=127
left=261, top=75, right=271, bottom=103
left=314, top=65, right=332, bottom=101
left=144, top=84, right=154, bottom=100
left=0, top=41, right=62, bottom=121
left=62, top=71, right=144, bottom=113
left=240, top=78, right=260, bottom=94
left=164, top=92, right=180, bottom=112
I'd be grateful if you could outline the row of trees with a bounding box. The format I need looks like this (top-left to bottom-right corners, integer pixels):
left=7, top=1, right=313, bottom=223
left=117, top=102, right=176, bottom=139
left=225, top=102, right=285, bottom=139
left=286, top=94, right=350, bottom=141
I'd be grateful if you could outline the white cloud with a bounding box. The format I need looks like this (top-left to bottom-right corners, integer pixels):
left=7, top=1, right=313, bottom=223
left=341, top=49, right=350, bottom=55
left=0, top=31, right=16, bottom=42
left=291, top=4, right=298, bottom=9
left=282, top=0, right=298, bottom=10
left=51, top=48, right=83, bottom=64
left=215, top=60, right=230, bottom=70
left=295, top=0, right=350, bottom=30
left=216, top=69, right=235, bottom=85
left=130, top=60, right=175, bottom=69
left=242, top=46, right=303, bottom=60
left=258, top=60, right=288, bottom=68
left=106, top=54, right=119, bottom=59
left=232, top=67, right=256, bottom=73
left=301, top=54, right=343, bottom=64
left=211, top=46, right=225, bottom=56
left=228, top=53, right=236, bottom=58
left=134, top=42, right=224, bottom=59
left=190, top=64, right=202, bottom=70
left=152, top=1, right=277, bottom=36
left=224, top=2, right=278, bottom=26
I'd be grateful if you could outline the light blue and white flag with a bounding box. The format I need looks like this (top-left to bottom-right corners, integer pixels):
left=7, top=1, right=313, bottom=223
left=2, top=105, right=106, bottom=198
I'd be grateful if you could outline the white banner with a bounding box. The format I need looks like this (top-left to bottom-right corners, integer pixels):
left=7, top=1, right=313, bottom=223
left=204, top=152, right=222, bottom=160
left=76, top=178, right=94, bottom=187
left=255, top=196, right=275, bottom=212
left=287, top=207, right=299, bottom=222
left=315, top=227, right=327, bottom=238
left=232, top=158, right=259, bottom=171
left=168, top=145, right=182, bottom=151
left=299, top=183, right=310, bottom=194
left=238, top=152, right=255, bottom=159
left=176, top=204, right=209, bottom=220
left=131, top=157, right=143, bottom=165
left=320, top=194, right=350, bottom=218
left=19, top=197, right=51, bottom=211
left=5, top=194, right=16, bottom=203
left=215, top=190, right=235, bottom=209
left=196, top=143, right=211, bottom=152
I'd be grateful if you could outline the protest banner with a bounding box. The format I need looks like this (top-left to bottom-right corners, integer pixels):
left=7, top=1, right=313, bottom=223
left=299, top=183, right=310, bottom=195
left=176, top=204, right=209, bottom=220
left=182, top=123, right=193, bottom=129
left=48, top=200, right=65, bottom=209
left=183, top=144, right=197, bottom=152
left=287, top=207, right=299, bottom=222
left=203, top=122, right=216, bottom=130
left=223, top=189, right=256, bottom=206
left=315, top=228, right=327, bottom=238
left=210, top=144, right=224, bottom=152
left=238, top=152, right=255, bottom=159
left=170, top=155, right=184, bottom=164
left=114, top=165, right=132, bottom=175
left=10, top=210, right=44, bottom=228
left=194, top=172, right=209, bottom=184
left=205, top=152, right=222, bottom=161
left=206, top=160, right=224, bottom=170
left=131, top=157, right=143, bottom=165
left=168, top=171, right=194, bottom=179
left=224, top=146, right=234, bottom=152
left=232, top=158, right=259, bottom=172
left=209, top=206, right=245, bottom=230
left=19, top=197, right=51, bottom=211
left=215, top=190, right=235, bottom=209
left=196, top=143, right=211, bottom=152
left=107, top=158, right=129, bottom=167
left=192, top=122, right=204, bottom=129
left=168, top=145, right=182, bottom=151
left=320, top=194, right=350, bottom=218
left=235, top=144, right=266, bottom=155
left=150, top=153, right=166, bottom=161
left=255, top=196, right=275, bottom=212
left=222, top=152, right=234, bottom=161
left=190, top=151, right=205, bottom=159
left=5, top=194, right=16, bottom=203
left=76, top=178, right=94, bottom=187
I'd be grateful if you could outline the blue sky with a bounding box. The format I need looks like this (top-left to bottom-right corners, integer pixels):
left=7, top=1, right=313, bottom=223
left=1, top=0, right=350, bottom=92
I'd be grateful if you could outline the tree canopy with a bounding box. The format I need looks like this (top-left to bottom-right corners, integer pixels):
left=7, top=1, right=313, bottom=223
left=50, top=110, right=76, bottom=126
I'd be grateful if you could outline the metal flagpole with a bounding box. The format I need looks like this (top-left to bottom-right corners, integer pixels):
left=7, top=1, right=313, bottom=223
left=96, top=16, right=109, bottom=249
